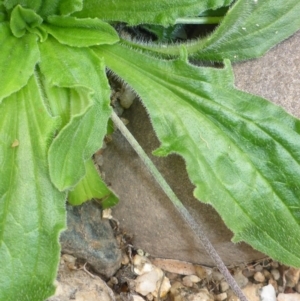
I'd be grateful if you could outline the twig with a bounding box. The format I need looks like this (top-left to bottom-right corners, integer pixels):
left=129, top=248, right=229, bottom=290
left=111, top=111, right=248, bottom=301
left=81, top=262, right=95, bottom=278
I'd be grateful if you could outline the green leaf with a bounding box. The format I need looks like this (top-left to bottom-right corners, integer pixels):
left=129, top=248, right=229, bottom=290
left=0, top=75, right=66, bottom=300
left=43, top=15, right=119, bottom=47
left=97, top=43, right=300, bottom=266
left=195, top=0, right=300, bottom=61
left=4, top=0, right=42, bottom=11
left=53, top=0, right=83, bottom=16
left=68, top=158, right=118, bottom=208
left=74, top=0, right=232, bottom=26
left=133, top=0, right=300, bottom=62
left=0, top=2, right=8, bottom=21
left=0, top=22, right=39, bottom=102
left=39, top=37, right=112, bottom=191
left=10, top=5, right=42, bottom=37
left=4, top=0, right=83, bottom=17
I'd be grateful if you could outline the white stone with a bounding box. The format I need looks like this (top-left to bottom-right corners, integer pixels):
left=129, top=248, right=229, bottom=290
left=135, top=267, right=170, bottom=298
left=260, top=284, right=276, bottom=301
left=135, top=269, right=159, bottom=296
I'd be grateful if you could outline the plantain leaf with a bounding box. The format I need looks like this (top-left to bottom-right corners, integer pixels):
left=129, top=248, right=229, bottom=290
left=0, top=75, right=66, bottom=300
left=4, top=0, right=83, bottom=17
left=3, top=0, right=42, bottom=11
left=0, top=22, right=39, bottom=102
left=193, top=0, right=300, bottom=61
left=74, top=0, right=232, bottom=26
left=39, top=37, right=112, bottom=191
left=9, top=5, right=43, bottom=38
left=96, top=43, right=300, bottom=266
left=132, top=0, right=300, bottom=62
left=68, top=158, right=118, bottom=208
left=43, top=15, right=119, bottom=47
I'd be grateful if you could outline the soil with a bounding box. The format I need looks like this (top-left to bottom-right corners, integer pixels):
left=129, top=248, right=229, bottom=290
left=48, top=216, right=300, bottom=301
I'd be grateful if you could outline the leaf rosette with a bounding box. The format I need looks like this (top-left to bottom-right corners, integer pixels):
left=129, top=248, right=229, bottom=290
left=1, top=0, right=300, bottom=300
left=0, top=2, right=119, bottom=299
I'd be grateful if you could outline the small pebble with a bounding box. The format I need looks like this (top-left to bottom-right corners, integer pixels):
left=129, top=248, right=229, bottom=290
left=133, top=255, right=153, bottom=275
left=212, top=271, right=224, bottom=282
left=278, top=286, right=284, bottom=293
left=182, top=275, right=201, bottom=287
left=254, top=271, right=265, bottom=282
left=107, top=276, right=118, bottom=287
left=195, top=266, right=207, bottom=279
left=263, top=269, right=271, bottom=280
left=62, top=254, right=77, bottom=270
left=295, top=282, right=300, bottom=293
left=146, top=293, right=153, bottom=301
left=285, top=268, right=300, bottom=287
left=255, top=264, right=263, bottom=272
left=226, top=289, right=239, bottom=301
left=268, top=279, right=278, bottom=293
left=284, top=287, right=294, bottom=294
left=188, top=289, right=213, bottom=301
left=113, top=104, right=124, bottom=116
left=152, top=271, right=171, bottom=298
left=137, top=249, right=144, bottom=256
left=121, top=253, right=130, bottom=265
left=242, top=283, right=262, bottom=301
left=170, top=281, right=185, bottom=298
left=233, top=270, right=249, bottom=288
left=215, top=292, right=227, bottom=301
left=278, top=293, right=300, bottom=301
left=165, top=272, right=178, bottom=280
left=119, top=86, right=136, bottom=109
left=243, top=268, right=255, bottom=278
left=133, top=254, right=143, bottom=266
left=271, top=269, right=280, bottom=280
left=102, top=208, right=112, bottom=219
left=227, top=293, right=239, bottom=301
left=132, top=295, right=146, bottom=301
left=220, top=280, right=229, bottom=292
left=271, top=261, right=279, bottom=268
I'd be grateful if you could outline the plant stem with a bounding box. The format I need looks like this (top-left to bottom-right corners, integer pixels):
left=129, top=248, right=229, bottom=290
left=111, top=111, right=248, bottom=301
left=175, top=16, right=223, bottom=24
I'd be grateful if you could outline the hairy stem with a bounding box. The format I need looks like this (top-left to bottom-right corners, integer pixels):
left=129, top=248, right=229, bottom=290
left=111, top=111, right=248, bottom=301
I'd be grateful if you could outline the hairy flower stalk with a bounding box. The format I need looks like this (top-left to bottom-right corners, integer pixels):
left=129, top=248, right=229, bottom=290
left=111, top=111, right=249, bottom=301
